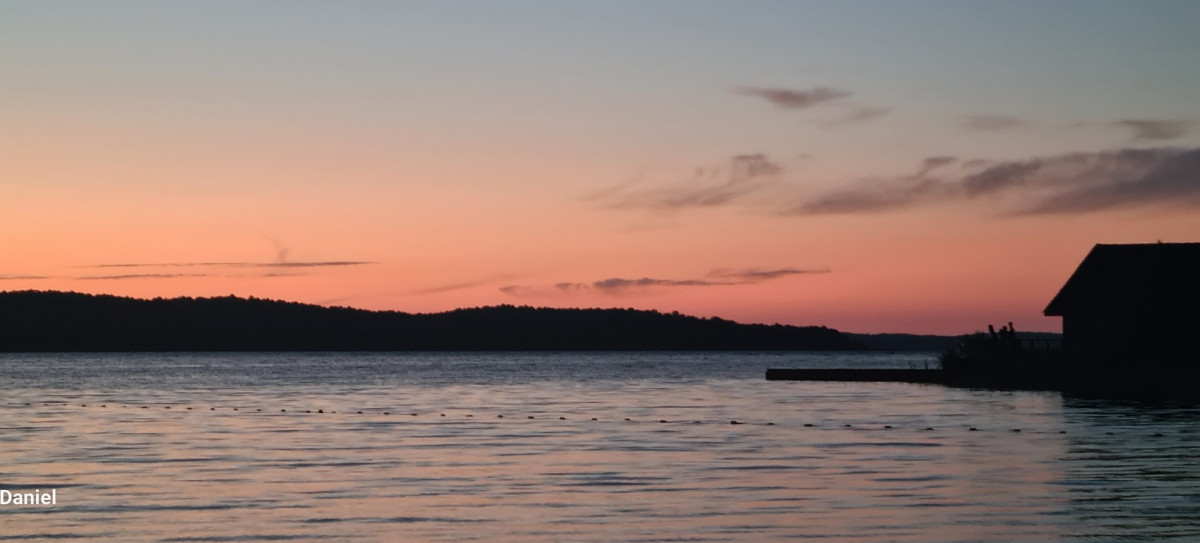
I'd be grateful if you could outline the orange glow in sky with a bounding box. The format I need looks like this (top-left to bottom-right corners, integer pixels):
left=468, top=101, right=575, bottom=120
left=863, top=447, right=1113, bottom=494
left=3, top=2, right=1199, bottom=334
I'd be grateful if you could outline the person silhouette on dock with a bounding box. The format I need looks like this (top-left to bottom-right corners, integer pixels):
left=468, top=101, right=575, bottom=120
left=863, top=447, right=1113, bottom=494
left=997, top=322, right=1019, bottom=351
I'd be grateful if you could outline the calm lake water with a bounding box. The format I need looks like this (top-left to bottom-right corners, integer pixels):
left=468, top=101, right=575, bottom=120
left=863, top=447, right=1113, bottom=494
left=1, top=351, right=1198, bottom=542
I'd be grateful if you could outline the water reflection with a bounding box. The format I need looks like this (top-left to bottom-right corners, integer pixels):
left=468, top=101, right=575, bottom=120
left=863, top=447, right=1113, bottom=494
left=1059, top=398, right=1200, bottom=541
left=0, top=353, right=1196, bottom=541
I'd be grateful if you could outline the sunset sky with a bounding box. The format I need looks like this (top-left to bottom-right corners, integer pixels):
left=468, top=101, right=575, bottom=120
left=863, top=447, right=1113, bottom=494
left=3, top=1, right=1198, bottom=334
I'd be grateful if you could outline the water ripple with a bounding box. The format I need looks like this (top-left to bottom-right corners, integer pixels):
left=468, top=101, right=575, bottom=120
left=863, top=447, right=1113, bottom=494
left=0, top=352, right=1197, bottom=541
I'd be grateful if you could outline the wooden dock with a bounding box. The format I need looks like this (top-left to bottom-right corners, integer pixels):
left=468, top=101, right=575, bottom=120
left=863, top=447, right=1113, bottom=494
left=765, top=368, right=945, bottom=384
left=765, top=366, right=1065, bottom=391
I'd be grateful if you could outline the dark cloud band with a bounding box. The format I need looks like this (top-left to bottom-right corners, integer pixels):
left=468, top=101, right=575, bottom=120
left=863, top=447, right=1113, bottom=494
left=735, top=86, right=852, bottom=109
left=789, top=147, right=1200, bottom=216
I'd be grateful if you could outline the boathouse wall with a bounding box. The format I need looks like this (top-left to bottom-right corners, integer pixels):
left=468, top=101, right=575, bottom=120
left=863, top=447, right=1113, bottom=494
left=1045, top=243, right=1200, bottom=367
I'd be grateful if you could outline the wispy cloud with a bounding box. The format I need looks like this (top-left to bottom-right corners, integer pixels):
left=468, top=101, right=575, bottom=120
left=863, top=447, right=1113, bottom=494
left=498, top=285, right=537, bottom=297
left=917, top=156, right=958, bottom=175
left=88, top=261, right=372, bottom=269
left=963, top=114, right=1023, bottom=131
left=72, top=259, right=371, bottom=281
left=256, top=261, right=370, bottom=268
left=837, top=104, right=891, bottom=124
left=591, top=277, right=733, bottom=294
left=500, top=265, right=828, bottom=298
left=1004, top=148, right=1200, bottom=214
left=499, top=278, right=731, bottom=298
left=736, top=85, right=888, bottom=126
left=707, top=267, right=830, bottom=281
left=76, top=273, right=210, bottom=280
left=803, top=104, right=892, bottom=127
left=788, top=177, right=953, bottom=215
left=785, top=155, right=959, bottom=215
left=410, top=274, right=515, bottom=295
left=1115, top=119, right=1191, bottom=142
left=735, top=86, right=852, bottom=109
left=0, top=274, right=52, bottom=280
left=787, top=147, right=1200, bottom=216
left=600, top=154, right=784, bottom=210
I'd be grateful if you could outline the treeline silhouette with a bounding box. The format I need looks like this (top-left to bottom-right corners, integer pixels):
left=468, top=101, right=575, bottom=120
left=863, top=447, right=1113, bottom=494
left=0, top=290, right=861, bottom=352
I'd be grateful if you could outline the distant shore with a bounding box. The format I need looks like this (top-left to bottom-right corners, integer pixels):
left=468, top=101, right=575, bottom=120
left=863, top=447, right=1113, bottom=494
left=0, top=290, right=866, bottom=352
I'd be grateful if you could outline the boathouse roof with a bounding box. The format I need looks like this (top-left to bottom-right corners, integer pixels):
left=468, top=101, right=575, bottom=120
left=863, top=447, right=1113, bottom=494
left=1044, top=242, right=1200, bottom=317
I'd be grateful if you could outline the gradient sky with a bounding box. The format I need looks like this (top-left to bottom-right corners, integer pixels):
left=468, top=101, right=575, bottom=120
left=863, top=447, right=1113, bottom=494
left=3, top=1, right=1199, bottom=334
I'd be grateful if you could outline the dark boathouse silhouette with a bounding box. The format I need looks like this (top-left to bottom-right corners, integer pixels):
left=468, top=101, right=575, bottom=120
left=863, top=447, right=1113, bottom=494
left=770, top=242, right=1200, bottom=400
left=1045, top=242, right=1200, bottom=361
left=1043, top=242, right=1200, bottom=398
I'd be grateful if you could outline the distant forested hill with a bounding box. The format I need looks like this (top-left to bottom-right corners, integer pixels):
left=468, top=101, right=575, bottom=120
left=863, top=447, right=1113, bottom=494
left=0, top=290, right=862, bottom=352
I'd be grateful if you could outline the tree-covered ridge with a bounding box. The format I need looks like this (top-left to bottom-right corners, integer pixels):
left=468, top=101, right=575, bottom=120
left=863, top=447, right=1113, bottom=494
left=0, top=290, right=861, bottom=352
